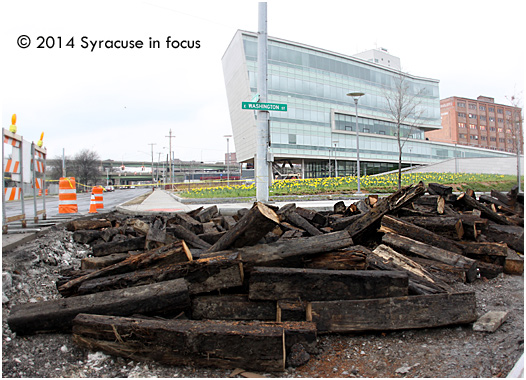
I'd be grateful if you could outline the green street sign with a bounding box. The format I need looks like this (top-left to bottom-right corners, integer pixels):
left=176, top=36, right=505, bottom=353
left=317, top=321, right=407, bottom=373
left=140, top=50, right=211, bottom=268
left=242, top=102, right=287, bottom=111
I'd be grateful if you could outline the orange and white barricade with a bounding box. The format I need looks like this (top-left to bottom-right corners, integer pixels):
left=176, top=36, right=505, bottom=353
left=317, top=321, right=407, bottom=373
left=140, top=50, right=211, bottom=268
left=58, top=177, right=78, bottom=213
left=93, top=186, right=104, bottom=210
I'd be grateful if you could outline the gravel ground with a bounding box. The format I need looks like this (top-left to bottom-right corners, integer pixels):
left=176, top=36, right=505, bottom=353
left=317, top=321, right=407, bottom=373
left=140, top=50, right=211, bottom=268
left=2, top=225, right=524, bottom=378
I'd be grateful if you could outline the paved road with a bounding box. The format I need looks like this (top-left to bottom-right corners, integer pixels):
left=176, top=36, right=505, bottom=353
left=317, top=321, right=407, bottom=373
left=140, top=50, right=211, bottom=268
left=3, top=187, right=151, bottom=219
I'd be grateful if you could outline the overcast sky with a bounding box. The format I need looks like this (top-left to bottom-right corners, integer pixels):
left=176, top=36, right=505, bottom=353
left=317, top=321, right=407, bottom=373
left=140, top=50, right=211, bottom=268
left=1, top=0, right=524, bottom=165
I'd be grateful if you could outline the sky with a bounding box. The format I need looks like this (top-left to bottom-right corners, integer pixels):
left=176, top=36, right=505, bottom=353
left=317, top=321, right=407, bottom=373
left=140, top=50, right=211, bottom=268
left=1, top=0, right=524, bottom=165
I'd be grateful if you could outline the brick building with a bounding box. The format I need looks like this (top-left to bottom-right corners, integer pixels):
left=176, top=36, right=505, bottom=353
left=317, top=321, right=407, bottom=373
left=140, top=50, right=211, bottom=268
left=426, top=96, right=523, bottom=153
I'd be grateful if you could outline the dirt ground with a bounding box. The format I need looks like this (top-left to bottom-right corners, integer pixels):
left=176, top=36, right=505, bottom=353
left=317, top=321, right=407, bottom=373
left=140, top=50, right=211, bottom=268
left=2, top=225, right=524, bottom=378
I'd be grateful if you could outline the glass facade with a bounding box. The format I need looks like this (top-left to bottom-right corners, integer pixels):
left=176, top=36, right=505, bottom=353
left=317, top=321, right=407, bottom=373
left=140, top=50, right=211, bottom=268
left=222, top=31, right=515, bottom=178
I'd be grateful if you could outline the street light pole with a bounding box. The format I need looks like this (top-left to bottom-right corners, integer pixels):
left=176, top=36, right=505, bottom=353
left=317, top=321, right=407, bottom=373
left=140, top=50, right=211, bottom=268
left=333, top=140, right=339, bottom=177
left=148, top=143, right=156, bottom=186
left=347, top=92, right=365, bottom=194
left=224, top=135, right=232, bottom=186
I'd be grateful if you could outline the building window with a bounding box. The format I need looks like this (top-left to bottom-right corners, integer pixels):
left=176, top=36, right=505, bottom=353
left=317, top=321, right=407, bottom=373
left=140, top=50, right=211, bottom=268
left=498, top=127, right=503, bottom=133
left=470, top=135, right=478, bottom=140
left=469, top=104, right=476, bottom=110
left=481, top=136, right=487, bottom=141
left=490, top=137, right=497, bottom=142
left=508, top=139, right=513, bottom=144
left=479, top=116, right=486, bottom=121
left=479, top=105, right=486, bottom=111
left=489, top=127, right=496, bottom=132
left=480, top=125, right=486, bottom=131
left=379, top=131, right=385, bottom=135
left=489, top=107, right=495, bottom=112
left=489, top=117, right=495, bottom=122
left=497, top=109, right=504, bottom=114
left=288, top=134, right=296, bottom=144
left=499, top=138, right=505, bottom=143
left=458, top=112, right=466, bottom=118
left=469, top=124, right=477, bottom=129
left=457, top=102, right=466, bottom=108
left=498, top=118, right=504, bottom=123
left=459, top=134, right=466, bottom=139
left=363, top=128, right=370, bottom=133
left=506, top=110, right=512, bottom=116
left=469, top=113, right=476, bottom=119
left=458, top=122, right=466, bottom=128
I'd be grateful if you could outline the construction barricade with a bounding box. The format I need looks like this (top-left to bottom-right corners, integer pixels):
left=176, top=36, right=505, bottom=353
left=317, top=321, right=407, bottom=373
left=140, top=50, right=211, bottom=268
left=31, top=142, right=47, bottom=222
left=88, top=186, right=104, bottom=213
left=2, top=127, right=26, bottom=231
left=58, top=177, right=78, bottom=214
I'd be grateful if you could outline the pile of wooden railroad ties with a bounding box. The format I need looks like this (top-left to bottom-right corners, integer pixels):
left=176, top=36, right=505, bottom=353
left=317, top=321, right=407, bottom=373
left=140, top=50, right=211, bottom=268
left=8, top=182, right=524, bottom=372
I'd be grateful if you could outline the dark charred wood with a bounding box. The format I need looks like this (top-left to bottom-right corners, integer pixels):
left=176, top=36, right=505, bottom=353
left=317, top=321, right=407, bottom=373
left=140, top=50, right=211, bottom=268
left=72, top=230, right=103, bottom=245
left=427, top=183, right=453, bottom=197
left=91, top=236, right=146, bottom=257
left=195, top=205, right=219, bottom=223
left=483, top=224, right=524, bottom=253
left=66, top=219, right=112, bottom=232
left=167, top=225, right=211, bottom=250
left=81, top=253, right=129, bottom=270
left=191, top=295, right=276, bottom=321
left=303, top=246, right=368, bottom=270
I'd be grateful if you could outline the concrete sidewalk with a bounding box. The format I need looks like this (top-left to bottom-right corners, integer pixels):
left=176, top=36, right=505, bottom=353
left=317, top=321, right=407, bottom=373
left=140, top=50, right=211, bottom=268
left=116, top=189, right=358, bottom=216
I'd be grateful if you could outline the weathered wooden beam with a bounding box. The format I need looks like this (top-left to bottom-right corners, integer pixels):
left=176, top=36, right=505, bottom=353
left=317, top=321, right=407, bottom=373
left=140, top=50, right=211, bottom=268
left=80, top=253, right=129, bottom=270
left=380, top=215, right=464, bottom=254
left=346, top=182, right=426, bottom=240
left=368, top=244, right=453, bottom=295
left=303, top=246, right=368, bottom=270
left=483, top=224, right=524, bottom=253
left=8, top=278, right=190, bottom=335
left=169, top=213, right=204, bottom=235
left=458, top=192, right=513, bottom=225
left=309, top=292, right=477, bottom=333
left=427, top=183, right=453, bottom=197
left=167, top=225, right=211, bottom=250
left=66, top=219, right=112, bottom=232
left=382, top=232, right=478, bottom=282
left=248, top=267, right=408, bottom=302
left=191, top=295, right=276, bottom=321
left=195, top=205, right=219, bottom=223
left=91, top=236, right=146, bottom=257
left=59, top=241, right=192, bottom=297
left=398, top=215, right=464, bottom=240
left=72, top=230, right=103, bottom=244
left=206, top=202, right=281, bottom=252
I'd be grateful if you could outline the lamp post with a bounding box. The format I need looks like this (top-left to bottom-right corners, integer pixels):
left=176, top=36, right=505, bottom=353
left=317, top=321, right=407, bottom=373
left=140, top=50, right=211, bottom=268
left=332, top=140, right=339, bottom=177
left=347, top=92, right=365, bottom=194
left=224, top=135, right=232, bottom=186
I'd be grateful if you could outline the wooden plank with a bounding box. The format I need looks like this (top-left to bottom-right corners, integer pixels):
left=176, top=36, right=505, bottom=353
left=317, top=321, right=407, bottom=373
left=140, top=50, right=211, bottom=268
left=7, top=278, right=190, bottom=335
left=207, top=202, right=281, bottom=252
left=248, top=267, right=408, bottom=302
left=309, top=292, right=477, bottom=333
left=66, top=219, right=112, bottom=232
left=382, top=232, right=478, bottom=283
left=73, top=314, right=287, bottom=372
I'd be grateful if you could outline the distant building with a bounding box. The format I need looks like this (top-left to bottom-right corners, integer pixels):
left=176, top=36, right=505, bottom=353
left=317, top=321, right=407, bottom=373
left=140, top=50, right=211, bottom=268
left=225, top=152, right=237, bottom=166
left=426, top=96, right=523, bottom=154
left=222, top=30, right=516, bottom=178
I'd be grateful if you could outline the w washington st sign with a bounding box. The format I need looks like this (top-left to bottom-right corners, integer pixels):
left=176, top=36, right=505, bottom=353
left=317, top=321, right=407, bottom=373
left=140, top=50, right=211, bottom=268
left=242, top=102, right=287, bottom=111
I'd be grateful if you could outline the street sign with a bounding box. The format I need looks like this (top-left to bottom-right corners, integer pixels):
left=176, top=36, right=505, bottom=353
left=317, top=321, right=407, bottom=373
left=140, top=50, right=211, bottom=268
left=242, top=102, right=287, bottom=111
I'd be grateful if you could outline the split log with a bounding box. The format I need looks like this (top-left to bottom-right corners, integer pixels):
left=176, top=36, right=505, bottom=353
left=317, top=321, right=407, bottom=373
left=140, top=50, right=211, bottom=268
left=504, top=249, right=524, bottom=275
left=132, top=219, right=150, bottom=235
left=8, top=278, right=190, bottom=335
left=368, top=244, right=453, bottom=295
left=73, top=314, right=317, bottom=372
left=206, top=202, right=281, bottom=252
left=410, top=257, right=467, bottom=284
left=427, top=183, right=453, bottom=197
left=382, top=232, right=478, bottom=282
left=303, top=246, right=368, bottom=270
left=309, top=292, right=477, bottom=333
left=75, top=253, right=243, bottom=296
left=333, top=201, right=346, bottom=214
left=346, top=182, right=426, bottom=240
left=197, top=231, right=227, bottom=245
left=479, top=195, right=509, bottom=209
left=491, top=190, right=512, bottom=207
left=195, top=205, right=219, bottom=223
left=167, top=225, right=211, bottom=250
left=294, top=207, right=327, bottom=227
left=72, top=230, right=103, bottom=245
left=202, top=230, right=354, bottom=269
left=483, top=224, right=524, bottom=253
left=81, top=253, right=129, bottom=270
left=101, top=227, right=127, bottom=242
left=192, top=295, right=276, bottom=321
left=248, top=267, right=408, bottom=302
left=66, top=219, right=112, bottom=232
left=458, top=192, right=513, bottom=225
left=329, top=214, right=363, bottom=231
left=221, top=215, right=237, bottom=230
left=58, top=241, right=192, bottom=297
left=354, top=200, right=370, bottom=214
left=398, top=216, right=464, bottom=240
left=91, top=236, right=146, bottom=257
left=146, top=216, right=166, bottom=243
left=379, top=215, right=464, bottom=254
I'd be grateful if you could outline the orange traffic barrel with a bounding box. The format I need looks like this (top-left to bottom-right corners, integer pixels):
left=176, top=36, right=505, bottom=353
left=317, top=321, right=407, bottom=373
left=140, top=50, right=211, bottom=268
left=88, top=192, right=98, bottom=213
left=58, top=177, right=78, bottom=213
left=92, top=186, right=104, bottom=210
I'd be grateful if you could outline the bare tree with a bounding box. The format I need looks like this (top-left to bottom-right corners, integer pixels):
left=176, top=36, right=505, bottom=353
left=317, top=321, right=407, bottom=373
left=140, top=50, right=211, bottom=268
left=70, top=149, right=101, bottom=189
left=506, top=92, right=524, bottom=192
left=384, top=71, right=426, bottom=189
left=47, top=155, right=72, bottom=180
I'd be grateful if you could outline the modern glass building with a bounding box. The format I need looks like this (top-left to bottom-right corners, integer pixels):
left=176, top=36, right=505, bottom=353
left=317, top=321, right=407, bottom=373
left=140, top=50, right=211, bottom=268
left=222, top=30, right=514, bottom=178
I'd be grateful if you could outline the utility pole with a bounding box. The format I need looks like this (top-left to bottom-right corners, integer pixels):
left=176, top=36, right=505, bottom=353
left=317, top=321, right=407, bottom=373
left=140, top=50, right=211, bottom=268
left=62, top=148, right=66, bottom=177
left=256, top=1, right=269, bottom=202
left=165, top=129, right=175, bottom=188
left=148, top=143, right=156, bottom=186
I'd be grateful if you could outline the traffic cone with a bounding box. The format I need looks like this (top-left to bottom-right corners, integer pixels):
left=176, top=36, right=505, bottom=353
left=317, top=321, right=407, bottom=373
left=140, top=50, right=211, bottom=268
left=88, top=192, right=98, bottom=213
left=38, top=189, right=42, bottom=196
